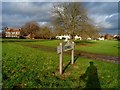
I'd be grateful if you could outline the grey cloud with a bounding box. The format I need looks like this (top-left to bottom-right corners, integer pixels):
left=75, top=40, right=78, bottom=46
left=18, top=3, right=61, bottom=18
left=2, top=2, right=53, bottom=16
left=2, top=2, right=118, bottom=34
left=84, top=2, right=118, bottom=15
left=83, top=2, right=118, bottom=34
left=105, top=13, right=118, bottom=28
left=2, top=2, right=53, bottom=27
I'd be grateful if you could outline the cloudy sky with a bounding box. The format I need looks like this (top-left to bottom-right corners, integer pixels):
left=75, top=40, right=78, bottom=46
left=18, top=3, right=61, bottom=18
left=1, top=0, right=119, bottom=34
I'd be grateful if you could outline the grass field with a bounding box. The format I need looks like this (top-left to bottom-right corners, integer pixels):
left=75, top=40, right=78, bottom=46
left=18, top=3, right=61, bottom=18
left=2, top=39, right=119, bottom=88
left=75, top=40, right=119, bottom=56
left=3, top=39, right=118, bottom=56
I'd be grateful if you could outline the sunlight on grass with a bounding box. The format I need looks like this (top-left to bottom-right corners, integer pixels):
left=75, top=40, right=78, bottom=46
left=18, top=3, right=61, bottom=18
left=2, top=40, right=119, bottom=88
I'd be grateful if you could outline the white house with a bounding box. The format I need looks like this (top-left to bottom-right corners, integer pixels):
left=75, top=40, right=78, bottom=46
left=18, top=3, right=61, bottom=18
left=87, top=38, right=92, bottom=40
left=56, top=34, right=83, bottom=41
left=75, top=35, right=82, bottom=40
left=98, top=37, right=104, bottom=40
left=56, top=34, right=70, bottom=40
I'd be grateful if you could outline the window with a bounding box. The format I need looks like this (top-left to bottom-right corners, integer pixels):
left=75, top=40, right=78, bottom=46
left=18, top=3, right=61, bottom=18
left=6, top=32, right=10, bottom=34
left=17, top=32, right=20, bottom=34
left=12, top=32, right=15, bottom=34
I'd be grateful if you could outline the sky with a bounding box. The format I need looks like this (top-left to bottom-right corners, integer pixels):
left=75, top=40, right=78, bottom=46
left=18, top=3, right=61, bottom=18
left=1, top=0, right=119, bottom=34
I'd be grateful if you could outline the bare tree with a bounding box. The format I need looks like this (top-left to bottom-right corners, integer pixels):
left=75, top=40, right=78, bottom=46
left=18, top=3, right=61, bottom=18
left=79, top=22, right=100, bottom=39
left=52, top=2, right=99, bottom=40
left=41, top=26, right=52, bottom=39
left=1, top=26, right=7, bottom=35
left=21, top=21, right=40, bottom=39
left=35, top=26, right=53, bottom=39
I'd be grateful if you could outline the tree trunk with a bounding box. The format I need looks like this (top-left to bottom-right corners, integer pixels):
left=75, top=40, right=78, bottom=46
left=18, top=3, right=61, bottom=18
left=71, top=32, right=75, bottom=42
left=30, top=33, right=33, bottom=39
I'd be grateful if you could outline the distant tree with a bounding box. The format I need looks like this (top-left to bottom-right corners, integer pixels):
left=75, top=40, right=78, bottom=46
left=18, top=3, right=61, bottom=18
left=79, top=22, right=100, bottom=39
left=54, top=25, right=66, bottom=36
left=1, top=26, right=7, bottom=33
left=52, top=2, right=100, bottom=40
left=0, top=26, right=7, bottom=37
left=35, top=26, right=53, bottom=39
left=104, top=34, right=113, bottom=40
left=41, top=26, right=51, bottom=39
left=21, top=21, right=40, bottom=39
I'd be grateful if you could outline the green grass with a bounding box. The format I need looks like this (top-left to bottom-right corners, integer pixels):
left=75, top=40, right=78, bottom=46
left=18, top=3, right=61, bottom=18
left=2, top=39, right=119, bottom=88
left=5, top=39, right=118, bottom=56
left=2, top=39, right=119, bottom=56
left=75, top=40, right=119, bottom=56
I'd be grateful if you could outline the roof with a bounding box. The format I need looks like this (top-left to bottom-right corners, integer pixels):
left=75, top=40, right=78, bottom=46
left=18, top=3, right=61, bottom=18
left=5, top=27, right=21, bottom=32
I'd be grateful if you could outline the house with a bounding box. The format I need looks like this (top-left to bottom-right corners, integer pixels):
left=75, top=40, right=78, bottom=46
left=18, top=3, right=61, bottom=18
left=75, top=35, right=82, bottom=40
left=56, top=34, right=71, bottom=40
left=5, top=27, right=21, bottom=38
left=56, top=34, right=83, bottom=41
left=113, top=34, right=120, bottom=40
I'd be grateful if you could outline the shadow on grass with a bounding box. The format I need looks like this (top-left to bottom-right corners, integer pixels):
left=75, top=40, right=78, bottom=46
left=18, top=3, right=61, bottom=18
left=75, top=40, right=97, bottom=45
left=79, top=62, right=101, bottom=89
left=2, top=38, right=60, bottom=43
left=113, top=46, right=120, bottom=48
left=2, top=39, right=48, bottom=43
left=63, top=61, right=71, bottom=74
left=74, top=53, right=81, bottom=63
left=2, top=39, right=39, bottom=43
left=63, top=53, right=80, bottom=74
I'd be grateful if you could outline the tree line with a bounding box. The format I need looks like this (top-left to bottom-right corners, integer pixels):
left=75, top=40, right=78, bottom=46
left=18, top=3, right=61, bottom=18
left=4, top=2, right=100, bottom=40
left=20, top=22, right=55, bottom=39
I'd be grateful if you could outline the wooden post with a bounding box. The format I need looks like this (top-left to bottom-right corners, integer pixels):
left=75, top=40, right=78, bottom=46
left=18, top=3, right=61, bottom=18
left=71, top=42, right=74, bottom=64
left=60, top=43, right=63, bottom=74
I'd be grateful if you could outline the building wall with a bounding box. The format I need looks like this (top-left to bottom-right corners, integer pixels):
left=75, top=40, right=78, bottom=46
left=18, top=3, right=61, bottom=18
left=5, top=28, right=21, bottom=38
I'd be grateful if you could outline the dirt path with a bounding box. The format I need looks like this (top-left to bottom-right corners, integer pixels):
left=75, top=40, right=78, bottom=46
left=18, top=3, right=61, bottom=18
left=16, top=42, right=119, bottom=64
left=77, top=51, right=119, bottom=64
